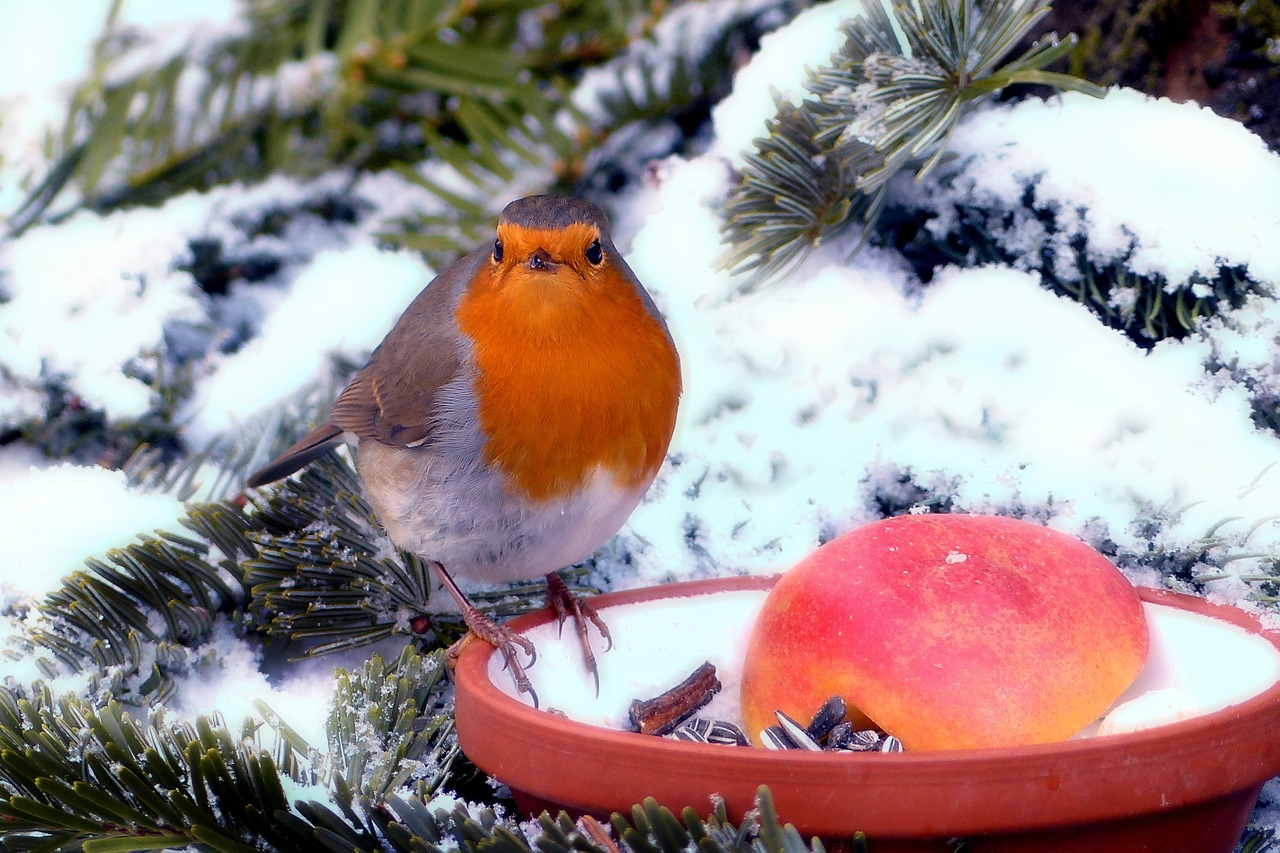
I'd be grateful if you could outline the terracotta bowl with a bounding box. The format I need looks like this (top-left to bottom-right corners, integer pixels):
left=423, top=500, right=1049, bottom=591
left=454, top=576, right=1280, bottom=853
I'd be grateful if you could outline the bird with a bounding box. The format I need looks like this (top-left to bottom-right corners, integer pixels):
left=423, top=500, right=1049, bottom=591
left=246, top=195, right=681, bottom=701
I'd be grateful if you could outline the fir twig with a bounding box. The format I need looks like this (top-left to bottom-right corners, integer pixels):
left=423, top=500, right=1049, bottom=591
left=243, top=451, right=437, bottom=654
left=243, top=451, right=555, bottom=655
left=21, top=440, right=562, bottom=704
left=582, top=0, right=801, bottom=133
left=0, top=684, right=333, bottom=852
left=720, top=0, right=1104, bottom=290
left=0, top=676, right=829, bottom=853
left=326, top=645, right=459, bottom=803
left=882, top=195, right=1267, bottom=346
left=9, top=0, right=653, bottom=253
left=27, top=518, right=249, bottom=703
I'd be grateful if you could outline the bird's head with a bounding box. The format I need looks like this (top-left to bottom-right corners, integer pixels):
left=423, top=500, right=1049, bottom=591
left=481, top=196, right=637, bottom=325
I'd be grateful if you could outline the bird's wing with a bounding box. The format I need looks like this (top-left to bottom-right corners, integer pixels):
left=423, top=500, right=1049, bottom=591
left=245, top=250, right=482, bottom=489
left=328, top=250, right=481, bottom=448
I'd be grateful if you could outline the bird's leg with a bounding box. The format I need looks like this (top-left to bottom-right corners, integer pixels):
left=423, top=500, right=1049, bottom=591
left=432, top=561, right=538, bottom=705
left=546, top=571, right=613, bottom=695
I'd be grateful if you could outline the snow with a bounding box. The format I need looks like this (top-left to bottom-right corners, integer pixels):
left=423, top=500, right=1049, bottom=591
left=605, top=151, right=1280, bottom=592
left=0, top=1, right=246, bottom=220
left=572, top=0, right=790, bottom=130
left=0, top=3, right=109, bottom=102
left=170, top=621, right=338, bottom=754
left=0, top=2, right=109, bottom=217
left=101, top=0, right=245, bottom=83
left=0, top=201, right=210, bottom=420
left=1095, top=601, right=1280, bottom=734
left=0, top=172, right=440, bottom=431
left=183, top=243, right=434, bottom=443
left=490, top=589, right=767, bottom=729
left=0, top=463, right=186, bottom=600
left=708, top=0, right=862, bottom=166
left=901, top=88, right=1280, bottom=288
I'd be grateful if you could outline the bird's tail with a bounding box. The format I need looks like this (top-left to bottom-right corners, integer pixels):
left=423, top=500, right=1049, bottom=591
left=246, top=423, right=346, bottom=488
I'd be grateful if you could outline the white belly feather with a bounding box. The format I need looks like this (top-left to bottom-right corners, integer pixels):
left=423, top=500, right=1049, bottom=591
left=357, top=438, right=647, bottom=586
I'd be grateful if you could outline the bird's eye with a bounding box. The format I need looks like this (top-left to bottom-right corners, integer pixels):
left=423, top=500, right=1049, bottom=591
left=585, top=239, right=603, bottom=265
left=493, top=239, right=504, bottom=263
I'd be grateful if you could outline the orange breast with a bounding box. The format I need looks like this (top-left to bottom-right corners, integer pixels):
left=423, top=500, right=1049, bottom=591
left=455, top=261, right=681, bottom=502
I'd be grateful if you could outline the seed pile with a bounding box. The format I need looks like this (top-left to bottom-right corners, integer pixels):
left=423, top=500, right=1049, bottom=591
left=662, top=695, right=906, bottom=753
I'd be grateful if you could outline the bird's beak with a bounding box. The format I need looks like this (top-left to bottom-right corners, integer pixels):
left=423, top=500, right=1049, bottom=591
left=527, top=248, right=560, bottom=272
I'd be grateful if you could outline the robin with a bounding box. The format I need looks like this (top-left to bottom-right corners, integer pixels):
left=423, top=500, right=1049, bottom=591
left=246, top=195, right=682, bottom=700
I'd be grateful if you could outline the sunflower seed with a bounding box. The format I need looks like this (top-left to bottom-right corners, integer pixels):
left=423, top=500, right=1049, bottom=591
left=825, top=721, right=854, bottom=750
left=806, top=696, right=847, bottom=740
left=879, top=735, right=904, bottom=753
left=775, top=710, right=823, bottom=751
left=847, top=729, right=883, bottom=752
left=669, top=722, right=709, bottom=743
left=760, top=725, right=793, bottom=750
left=681, top=718, right=713, bottom=738
left=707, top=720, right=749, bottom=746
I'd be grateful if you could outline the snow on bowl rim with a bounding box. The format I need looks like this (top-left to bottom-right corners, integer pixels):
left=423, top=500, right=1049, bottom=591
left=453, top=576, right=1280, bottom=841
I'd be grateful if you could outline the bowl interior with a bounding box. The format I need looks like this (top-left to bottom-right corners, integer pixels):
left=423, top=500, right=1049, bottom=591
left=488, top=580, right=1280, bottom=739
left=487, top=586, right=766, bottom=730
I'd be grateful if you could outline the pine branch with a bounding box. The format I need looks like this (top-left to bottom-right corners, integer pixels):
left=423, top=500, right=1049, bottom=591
left=20, top=404, right=327, bottom=699
left=880, top=196, right=1267, bottom=346
left=718, top=100, right=876, bottom=284
left=9, top=0, right=654, bottom=242
left=325, top=645, right=459, bottom=804
left=21, top=435, right=562, bottom=703
left=27, top=514, right=249, bottom=703
left=243, top=451, right=438, bottom=654
left=610, top=790, right=834, bottom=853
left=0, top=671, right=830, bottom=853
left=580, top=0, right=802, bottom=132
left=719, top=0, right=1104, bottom=290
left=0, top=683, right=330, bottom=852
left=122, top=384, right=339, bottom=503
left=1239, top=827, right=1278, bottom=853
left=0, top=648, right=449, bottom=851
left=243, top=450, right=555, bottom=655
left=1048, top=263, right=1261, bottom=344
left=376, top=786, right=832, bottom=853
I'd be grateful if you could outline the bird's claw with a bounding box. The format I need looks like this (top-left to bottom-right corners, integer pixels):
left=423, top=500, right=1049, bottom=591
left=546, top=572, right=613, bottom=695
left=494, top=638, right=538, bottom=708
left=448, top=604, right=540, bottom=707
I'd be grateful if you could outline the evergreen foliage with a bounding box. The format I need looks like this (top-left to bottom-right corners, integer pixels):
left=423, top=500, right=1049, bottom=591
left=16, top=446, right=556, bottom=705
left=11, top=0, right=653, bottom=239
left=24, top=506, right=249, bottom=703
left=242, top=451, right=435, bottom=655
left=0, top=663, right=825, bottom=853
left=2, top=0, right=807, bottom=477
left=718, top=0, right=1265, bottom=346
left=719, top=0, right=1104, bottom=288
left=8, top=0, right=804, bottom=272
left=2, top=434, right=837, bottom=850
left=242, top=450, right=569, bottom=653
left=325, top=646, right=458, bottom=802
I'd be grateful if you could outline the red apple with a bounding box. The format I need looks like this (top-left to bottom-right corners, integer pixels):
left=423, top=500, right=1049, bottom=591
left=740, top=514, right=1149, bottom=751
